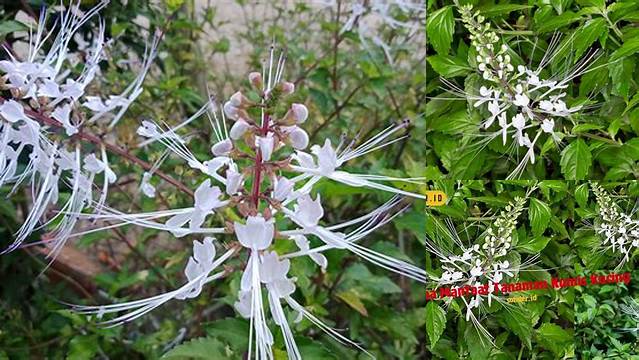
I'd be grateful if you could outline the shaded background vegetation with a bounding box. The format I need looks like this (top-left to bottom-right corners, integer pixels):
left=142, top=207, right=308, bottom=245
left=0, top=0, right=426, bottom=358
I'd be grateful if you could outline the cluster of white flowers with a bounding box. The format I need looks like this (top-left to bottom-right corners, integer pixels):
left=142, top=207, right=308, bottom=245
left=0, top=1, right=157, bottom=259
left=449, top=5, right=596, bottom=179
left=620, top=299, right=639, bottom=333
left=70, top=46, right=425, bottom=358
left=591, top=182, right=639, bottom=267
left=319, top=0, right=424, bottom=63
left=426, top=196, right=533, bottom=340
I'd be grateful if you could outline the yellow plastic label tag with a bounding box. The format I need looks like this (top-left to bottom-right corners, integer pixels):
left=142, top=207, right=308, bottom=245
left=425, top=190, right=447, bottom=206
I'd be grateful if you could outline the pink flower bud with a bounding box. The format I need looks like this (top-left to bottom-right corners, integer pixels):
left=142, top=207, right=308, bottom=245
left=230, top=119, right=250, bottom=140
left=248, top=72, right=263, bottom=89
left=281, top=82, right=295, bottom=95
left=223, top=101, right=238, bottom=119
left=291, top=103, right=308, bottom=124
left=229, top=91, right=243, bottom=107
left=211, top=138, right=233, bottom=156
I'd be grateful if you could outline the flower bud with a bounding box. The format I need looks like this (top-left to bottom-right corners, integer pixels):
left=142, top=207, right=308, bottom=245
left=224, top=101, right=238, bottom=119
left=230, top=119, right=250, bottom=140
left=256, top=133, right=275, bottom=161
left=281, top=82, right=295, bottom=95
left=280, top=103, right=308, bottom=126
left=291, top=103, right=308, bottom=124
left=211, top=138, right=233, bottom=156
left=248, top=72, right=263, bottom=89
left=229, top=91, right=251, bottom=107
left=288, top=126, right=309, bottom=150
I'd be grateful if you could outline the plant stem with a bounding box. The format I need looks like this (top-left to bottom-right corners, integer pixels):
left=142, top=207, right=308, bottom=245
left=251, top=114, right=270, bottom=210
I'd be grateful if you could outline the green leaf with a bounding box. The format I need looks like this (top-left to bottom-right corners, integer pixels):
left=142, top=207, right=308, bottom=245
left=163, top=337, right=227, bottom=359
left=427, top=55, right=472, bottom=77
left=336, top=289, right=368, bottom=316
left=464, top=323, right=492, bottom=360
left=67, top=335, right=98, bottom=360
left=609, top=58, right=635, bottom=99
left=517, top=236, right=551, bottom=253
left=573, top=18, right=607, bottom=61
left=536, top=11, right=582, bottom=33
left=536, top=323, right=573, bottom=356
left=497, top=307, right=533, bottom=349
left=529, top=198, right=552, bottom=237
left=477, top=4, right=532, bottom=16
left=205, top=318, right=249, bottom=350
left=560, top=139, right=591, bottom=180
left=575, top=183, right=590, bottom=207
left=427, top=6, right=455, bottom=55
left=610, top=36, right=639, bottom=61
left=425, top=301, right=446, bottom=347
left=429, top=110, right=476, bottom=134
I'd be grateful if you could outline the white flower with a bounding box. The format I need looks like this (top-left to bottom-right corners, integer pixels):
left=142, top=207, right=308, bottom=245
left=176, top=237, right=217, bottom=299
left=225, top=165, right=243, bottom=195
left=312, top=139, right=339, bottom=174
left=166, top=180, right=226, bottom=231
left=51, top=104, right=78, bottom=136
left=234, top=290, right=252, bottom=318
left=83, top=154, right=116, bottom=183
left=0, top=100, right=26, bottom=123
left=260, top=251, right=296, bottom=297
left=223, top=101, right=238, bottom=119
left=539, top=100, right=554, bottom=112
left=293, top=194, right=324, bottom=228
left=256, top=133, right=275, bottom=161
left=292, top=235, right=327, bottom=271
left=513, top=93, right=529, bottom=107
left=38, top=80, right=62, bottom=98
left=273, top=176, right=294, bottom=201
left=511, top=113, right=526, bottom=130
left=229, top=91, right=244, bottom=107
left=541, top=119, right=555, bottom=134
left=235, top=215, right=274, bottom=250
left=137, top=120, right=160, bottom=138
left=140, top=172, right=156, bottom=198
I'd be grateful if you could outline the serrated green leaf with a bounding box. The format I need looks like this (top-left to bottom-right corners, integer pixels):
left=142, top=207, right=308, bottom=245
left=529, top=198, right=552, bottom=237
left=425, top=301, right=446, bottom=347
left=611, top=36, right=639, bottom=61
left=560, top=139, right=591, bottom=180
left=427, top=55, right=472, bottom=77
left=575, top=183, right=590, bottom=207
left=427, top=6, right=454, bottom=55
left=536, top=323, right=573, bottom=356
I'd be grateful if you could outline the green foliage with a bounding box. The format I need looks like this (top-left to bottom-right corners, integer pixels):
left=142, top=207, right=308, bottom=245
left=574, top=271, right=639, bottom=359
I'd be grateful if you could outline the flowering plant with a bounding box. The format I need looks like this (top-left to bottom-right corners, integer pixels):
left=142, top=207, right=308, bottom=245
left=0, top=1, right=158, bottom=260
left=426, top=1, right=639, bottom=180
left=587, top=182, right=639, bottom=268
